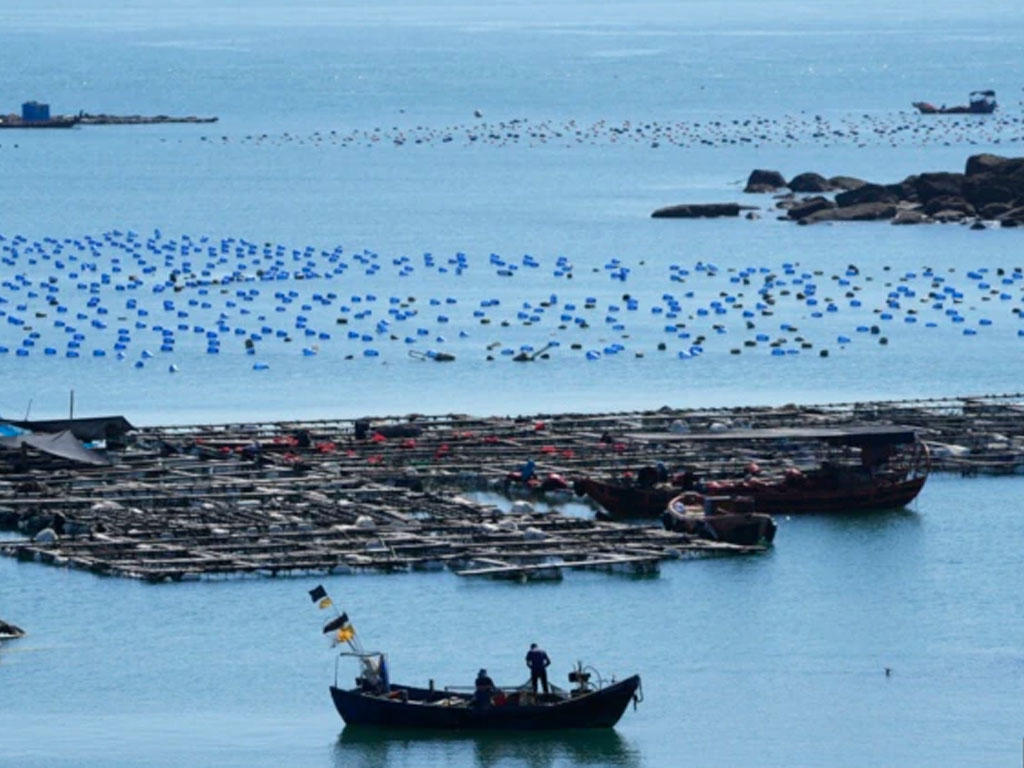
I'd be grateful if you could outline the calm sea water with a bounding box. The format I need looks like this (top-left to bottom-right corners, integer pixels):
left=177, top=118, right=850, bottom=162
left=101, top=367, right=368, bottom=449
left=3, top=476, right=1024, bottom=767
left=1, top=1, right=1024, bottom=765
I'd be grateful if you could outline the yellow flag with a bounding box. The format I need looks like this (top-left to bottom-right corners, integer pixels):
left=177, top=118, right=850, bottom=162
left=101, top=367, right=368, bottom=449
left=336, top=625, right=355, bottom=643
left=318, top=597, right=333, bottom=610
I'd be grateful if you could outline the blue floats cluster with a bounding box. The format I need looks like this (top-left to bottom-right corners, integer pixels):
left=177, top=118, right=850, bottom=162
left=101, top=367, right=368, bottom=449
left=0, top=230, right=1022, bottom=372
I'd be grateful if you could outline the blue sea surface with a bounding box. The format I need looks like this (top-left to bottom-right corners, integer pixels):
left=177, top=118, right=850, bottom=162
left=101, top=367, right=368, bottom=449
left=1, top=1, right=1024, bottom=765
left=3, top=476, right=1024, bottom=767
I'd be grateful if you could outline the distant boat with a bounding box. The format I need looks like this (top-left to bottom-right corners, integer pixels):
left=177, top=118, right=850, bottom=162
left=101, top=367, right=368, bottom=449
left=913, top=90, right=997, bottom=115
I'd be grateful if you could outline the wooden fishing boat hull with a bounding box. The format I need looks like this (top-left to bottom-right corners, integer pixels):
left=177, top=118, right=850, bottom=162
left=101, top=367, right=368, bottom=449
left=706, top=475, right=927, bottom=514
left=330, top=676, right=641, bottom=730
left=577, top=475, right=926, bottom=517
left=573, top=479, right=672, bottom=519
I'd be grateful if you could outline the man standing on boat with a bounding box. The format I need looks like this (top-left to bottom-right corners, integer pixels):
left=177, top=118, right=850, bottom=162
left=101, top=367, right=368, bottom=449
left=526, top=643, right=551, bottom=694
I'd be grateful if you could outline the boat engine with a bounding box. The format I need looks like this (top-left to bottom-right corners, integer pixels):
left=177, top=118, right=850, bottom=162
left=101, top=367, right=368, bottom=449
left=568, top=661, right=598, bottom=695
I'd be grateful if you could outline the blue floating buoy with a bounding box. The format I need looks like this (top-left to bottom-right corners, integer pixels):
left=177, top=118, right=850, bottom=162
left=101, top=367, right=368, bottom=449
left=253, top=362, right=270, bottom=370
left=364, top=349, right=379, bottom=357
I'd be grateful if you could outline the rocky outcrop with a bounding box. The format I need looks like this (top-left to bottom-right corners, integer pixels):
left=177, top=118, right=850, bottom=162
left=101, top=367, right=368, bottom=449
left=657, top=155, right=1024, bottom=228
left=788, top=172, right=832, bottom=193
left=0, top=619, right=25, bottom=639
left=923, top=196, right=975, bottom=217
left=651, top=203, right=755, bottom=218
left=965, top=153, right=1017, bottom=176
left=835, top=184, right=900, bottom=207
left=828, top=176, right=867, bottom=191
left=799, top=202, right=897, bottom=224
left=891, top=210, right=930, bottom=225
left=786, top=154, right=1024, bottom=226
left=744, top=169, right=787, bottom=193
left=913, top=172, right=965, bottom=203
left=787, top=196, right=835, bottom=220
left=999, top=206, right=1024, bottom=227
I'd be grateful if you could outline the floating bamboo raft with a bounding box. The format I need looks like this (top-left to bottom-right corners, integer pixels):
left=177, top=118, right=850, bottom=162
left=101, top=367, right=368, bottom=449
left=2, top=392, right=1023, bottom=582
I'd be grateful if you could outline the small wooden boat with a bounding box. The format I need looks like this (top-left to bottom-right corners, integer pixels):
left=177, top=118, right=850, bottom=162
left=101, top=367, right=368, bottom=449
left=310, top=585, right=641, bottom=731
left=661, top=492, right=776, bottom=546
left=330, top=658, right=641, bottom=730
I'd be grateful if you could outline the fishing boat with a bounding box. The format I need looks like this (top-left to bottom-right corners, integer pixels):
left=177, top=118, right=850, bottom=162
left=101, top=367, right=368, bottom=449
left=310, top=585, right=641, bottom=730
left=572, top=477, right=670, bottom=519
left=575, top=425, right=929, bottom=517
left=912, top=90, right=996, bottom=114
left=661, top=492, right=776, bottom=546
left=331, top=656, right=641, bottom=730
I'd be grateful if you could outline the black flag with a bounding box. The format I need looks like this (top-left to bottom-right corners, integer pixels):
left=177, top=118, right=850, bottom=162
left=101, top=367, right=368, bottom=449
left=322, top=613, right=350, bottom=635
left=308, top=585, right=327, bottom=603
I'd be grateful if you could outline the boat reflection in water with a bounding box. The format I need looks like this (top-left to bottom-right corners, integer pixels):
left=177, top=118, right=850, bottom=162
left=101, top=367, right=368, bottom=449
left=334, top=725, right=641, bottom=768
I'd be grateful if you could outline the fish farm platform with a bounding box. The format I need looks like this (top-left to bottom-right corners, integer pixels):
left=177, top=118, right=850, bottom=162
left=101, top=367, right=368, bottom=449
left=1, top=393, right=1023, bottom=583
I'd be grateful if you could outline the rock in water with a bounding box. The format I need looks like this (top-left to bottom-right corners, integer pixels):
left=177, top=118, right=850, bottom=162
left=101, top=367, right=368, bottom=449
left=788, top=172, right=832, bottom=192
left=835, top=184, right=900, bottom=207
left=651, top=203, right=754, bottom=218
left=744, top=169, right=787, bottom=193
left=800, top=202, right=898, bottom=224
left=787, top=196, right=836, bottom=220
left=0, top=619, right=25, bottom=639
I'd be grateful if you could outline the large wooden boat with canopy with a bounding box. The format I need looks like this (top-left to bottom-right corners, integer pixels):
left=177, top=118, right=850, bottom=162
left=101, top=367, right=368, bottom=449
left=574, top=425, right=929, bottom=517
left=309, top=586, right=642, bottom=731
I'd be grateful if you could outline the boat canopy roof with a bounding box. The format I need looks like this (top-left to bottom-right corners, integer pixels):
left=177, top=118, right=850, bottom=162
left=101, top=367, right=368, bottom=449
left=626, top=425, right=919, bottom=447
left=10, top=415, right=134, bottom=442
left=0, top=429, right=111, bottom=465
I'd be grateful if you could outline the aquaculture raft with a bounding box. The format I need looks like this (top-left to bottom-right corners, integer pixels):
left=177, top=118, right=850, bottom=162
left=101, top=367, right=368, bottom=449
left=0, top=452, right=758, bottom=582
left=3, top=392, right=1024, bottom=581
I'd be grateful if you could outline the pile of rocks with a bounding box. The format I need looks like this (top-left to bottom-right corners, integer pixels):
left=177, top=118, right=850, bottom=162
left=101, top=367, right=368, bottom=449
left=748, top=154, right=1024, bottom=226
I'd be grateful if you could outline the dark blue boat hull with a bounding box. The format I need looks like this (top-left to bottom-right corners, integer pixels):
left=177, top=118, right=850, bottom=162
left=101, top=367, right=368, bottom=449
left=330, top=676, right=640, bottom=730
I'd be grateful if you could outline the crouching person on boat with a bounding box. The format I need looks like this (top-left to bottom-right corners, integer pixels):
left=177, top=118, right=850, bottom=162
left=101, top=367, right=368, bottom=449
left=474, top=668, right=496, bottom=708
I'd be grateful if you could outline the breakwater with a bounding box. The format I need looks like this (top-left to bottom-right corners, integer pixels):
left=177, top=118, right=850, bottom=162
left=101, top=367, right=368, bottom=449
left=1, top=393, right=1023, bottom=582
